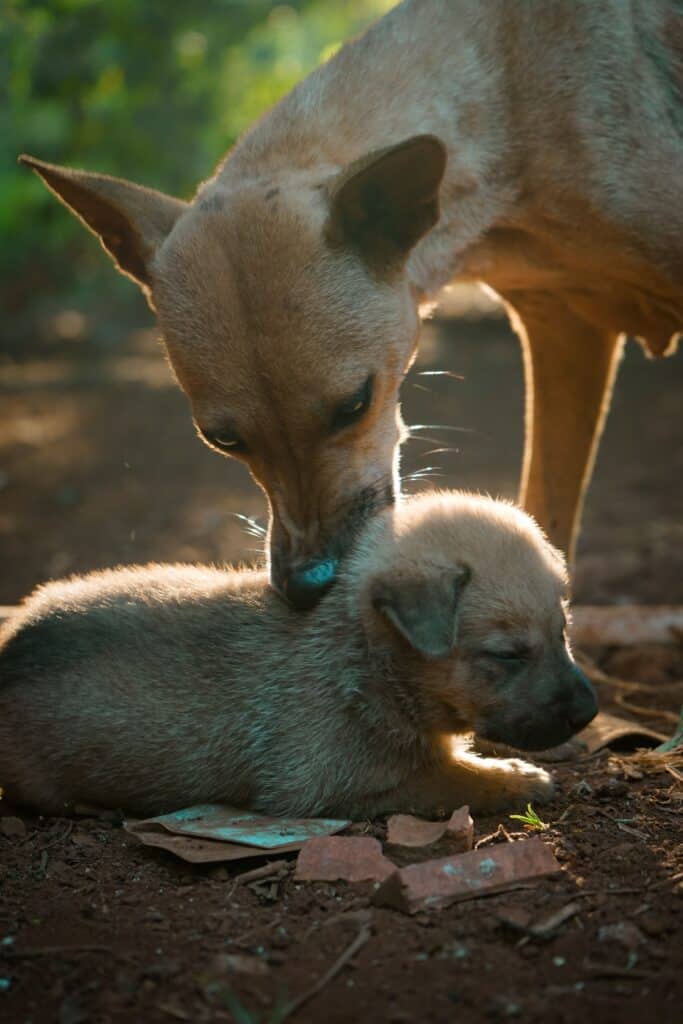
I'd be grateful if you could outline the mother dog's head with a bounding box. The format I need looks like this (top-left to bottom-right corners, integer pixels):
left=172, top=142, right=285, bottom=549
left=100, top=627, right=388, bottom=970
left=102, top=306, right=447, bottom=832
left=20, top=136, right=446, bottom=608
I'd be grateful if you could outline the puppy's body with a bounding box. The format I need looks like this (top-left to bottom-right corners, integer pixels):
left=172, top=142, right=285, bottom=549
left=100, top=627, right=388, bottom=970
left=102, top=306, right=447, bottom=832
left=0, top=493, right=596, bottom=817
left=20, top=0, right=683, bottom=603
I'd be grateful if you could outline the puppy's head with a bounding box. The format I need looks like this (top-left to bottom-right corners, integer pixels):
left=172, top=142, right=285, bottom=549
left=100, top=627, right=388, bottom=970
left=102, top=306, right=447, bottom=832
left=349, top=492, right=597, bottom=750
left=19, top=136, right=446, bottom=609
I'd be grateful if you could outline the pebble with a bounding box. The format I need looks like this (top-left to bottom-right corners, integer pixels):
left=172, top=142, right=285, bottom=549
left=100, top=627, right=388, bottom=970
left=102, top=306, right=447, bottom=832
left=0, top=817, right=26, bottom=839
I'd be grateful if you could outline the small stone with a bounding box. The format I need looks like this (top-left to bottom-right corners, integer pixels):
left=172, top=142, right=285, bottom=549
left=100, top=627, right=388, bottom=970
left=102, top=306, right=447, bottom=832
left=488, top=996, right=522, bottom=1018
left=496, top=906, right=533, bottom=932
left=71, top=832, right=98, bottom=849
left=596, top=780, right=629, bottom=799
left=57, top=992, right=89, bottom=1024
left=0, top=817, right=26, bottom=839
left=598, top=921, right=644, bottom=950
left=295, top=836, right=395, bottom=883
left=638, top=912, right=669, bottom=937
left=143, top=958, right=180, bottom=981
left=115, top=969, right=141, bottom=1003
left=210, top=953, right=269, bottom=977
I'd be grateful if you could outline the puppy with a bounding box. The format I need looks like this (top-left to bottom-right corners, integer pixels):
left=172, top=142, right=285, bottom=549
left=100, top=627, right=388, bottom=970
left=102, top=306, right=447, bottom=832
left=0, top=492, right=597, bottom=818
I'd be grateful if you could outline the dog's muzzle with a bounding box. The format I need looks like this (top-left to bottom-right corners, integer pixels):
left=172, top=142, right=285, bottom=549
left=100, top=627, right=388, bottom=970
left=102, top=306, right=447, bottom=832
left=479, top=661, right=599, bottom=751
left=271, top=479, right=395, bottom=611
left=283, top=558, right=338, bottom=611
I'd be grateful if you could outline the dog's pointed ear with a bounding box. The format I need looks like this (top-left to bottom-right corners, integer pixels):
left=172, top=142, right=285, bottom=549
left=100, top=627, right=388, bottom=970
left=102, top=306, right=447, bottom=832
left=326, top=134, right=447, bottom=274
left=371, top=563, right=470, bottom=659
left=18, top=155, right=188, bottom=289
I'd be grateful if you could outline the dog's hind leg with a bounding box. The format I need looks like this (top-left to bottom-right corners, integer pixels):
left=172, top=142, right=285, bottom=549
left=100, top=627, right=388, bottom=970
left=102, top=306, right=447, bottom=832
left=505, top=292, right=623, bottom=565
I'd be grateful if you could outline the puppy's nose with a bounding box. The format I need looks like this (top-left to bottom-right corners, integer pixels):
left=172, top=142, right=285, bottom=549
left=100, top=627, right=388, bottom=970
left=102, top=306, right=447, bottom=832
left=284, top=558, right=338, bottom=610
left=568, top=662, right=598, bottom=732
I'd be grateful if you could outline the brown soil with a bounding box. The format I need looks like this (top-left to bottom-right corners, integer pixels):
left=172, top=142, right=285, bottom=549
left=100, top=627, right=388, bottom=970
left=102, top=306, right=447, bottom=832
left=1, top=305, right=682, bottom=1022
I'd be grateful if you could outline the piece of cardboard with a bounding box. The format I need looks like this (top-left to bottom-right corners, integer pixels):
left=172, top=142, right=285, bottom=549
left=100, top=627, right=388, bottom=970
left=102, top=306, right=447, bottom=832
left=124, top=804, right=351, bottom=862
left=577, top=711, right=667, bottom=753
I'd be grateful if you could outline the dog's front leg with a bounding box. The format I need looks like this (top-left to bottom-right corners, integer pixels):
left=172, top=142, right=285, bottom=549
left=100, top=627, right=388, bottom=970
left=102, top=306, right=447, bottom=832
left=504, top=292, right=623, bottom=564
left=364, top=753, right=554, bottom=818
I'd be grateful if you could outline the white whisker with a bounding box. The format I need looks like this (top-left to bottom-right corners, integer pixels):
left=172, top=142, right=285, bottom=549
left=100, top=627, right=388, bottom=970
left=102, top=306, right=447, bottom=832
left=417, top=369, right=465, bottom=381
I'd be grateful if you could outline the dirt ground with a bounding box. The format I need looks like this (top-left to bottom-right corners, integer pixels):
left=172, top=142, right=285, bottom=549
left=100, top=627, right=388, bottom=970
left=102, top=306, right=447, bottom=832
left=1, top=300, right=682, bottom=1022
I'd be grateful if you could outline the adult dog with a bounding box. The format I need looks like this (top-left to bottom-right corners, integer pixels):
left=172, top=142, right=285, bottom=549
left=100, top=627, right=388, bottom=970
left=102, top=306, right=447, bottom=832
left=21, top=0, right=683, bottom=608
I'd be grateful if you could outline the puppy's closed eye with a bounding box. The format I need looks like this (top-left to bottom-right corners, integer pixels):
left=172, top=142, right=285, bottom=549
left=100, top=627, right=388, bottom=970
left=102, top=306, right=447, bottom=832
left=479, top=646, right=531, bottom=665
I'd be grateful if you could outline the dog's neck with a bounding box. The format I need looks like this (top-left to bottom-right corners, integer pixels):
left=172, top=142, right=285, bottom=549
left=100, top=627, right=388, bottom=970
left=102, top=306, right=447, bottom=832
left=297, top=576, right=463, bottom=744
left=217, top=0, right=517, bottom=298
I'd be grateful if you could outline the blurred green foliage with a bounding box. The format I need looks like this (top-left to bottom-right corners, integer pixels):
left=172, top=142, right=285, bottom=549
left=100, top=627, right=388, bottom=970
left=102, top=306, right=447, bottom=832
left=1, top=0, right=393, bottom=312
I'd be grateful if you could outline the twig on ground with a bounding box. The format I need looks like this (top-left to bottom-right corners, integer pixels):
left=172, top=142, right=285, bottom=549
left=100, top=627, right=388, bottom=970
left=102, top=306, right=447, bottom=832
left=573, top=887, right=642, bottom=897
left=233, top=860, right=290, bottom=886
left=1, top=944, right=118, bottom=960
left=587, top=804, right=649, bottom=840
left=612, top=697, right=679, bottom=725
left=474, top=823, right=515, bottom=848
left=229, top=915, right=283, bottom=950
left=582, top=958, right=654, bottom=980
left=282, top=925, right=372, bottom=1020
left=610, top=747, right=683, bottom=780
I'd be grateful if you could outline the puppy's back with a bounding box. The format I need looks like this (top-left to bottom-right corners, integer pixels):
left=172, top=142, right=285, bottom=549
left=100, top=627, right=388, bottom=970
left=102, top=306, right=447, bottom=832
left=0, top=563, right=277, bottom=814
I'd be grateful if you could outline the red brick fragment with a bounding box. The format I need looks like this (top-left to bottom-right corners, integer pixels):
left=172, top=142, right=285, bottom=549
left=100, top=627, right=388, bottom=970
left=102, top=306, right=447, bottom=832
left=446, top=806, right=474, bottom=851
left=386, top=814, right=446, bottom=847
left=373, top=837, right=561, bottom=914
left=386, top=806, right=473, bottom=852
left=294, top=836, right=395, bottom=883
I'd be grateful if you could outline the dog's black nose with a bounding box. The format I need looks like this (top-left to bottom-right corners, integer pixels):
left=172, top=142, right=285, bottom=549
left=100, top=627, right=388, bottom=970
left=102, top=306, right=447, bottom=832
left=568, top=662, right=599, bottom=732
left=284, top=558, right=338, bottom=610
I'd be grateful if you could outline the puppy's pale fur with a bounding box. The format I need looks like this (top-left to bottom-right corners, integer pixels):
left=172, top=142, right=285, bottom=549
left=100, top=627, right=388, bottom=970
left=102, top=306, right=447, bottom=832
left=0, top=492, right=596, bottom=817
left=18, top=0, right=683, bottom=601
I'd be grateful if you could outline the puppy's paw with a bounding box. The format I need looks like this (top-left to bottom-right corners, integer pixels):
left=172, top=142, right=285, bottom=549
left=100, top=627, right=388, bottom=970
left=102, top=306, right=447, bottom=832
left=459, top=753, right=555, bottom=814
left=501, top=758, right=555, bottom=808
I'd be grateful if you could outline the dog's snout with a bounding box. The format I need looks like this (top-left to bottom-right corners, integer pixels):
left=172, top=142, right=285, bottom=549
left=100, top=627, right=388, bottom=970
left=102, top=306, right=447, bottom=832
left=284, top=558, right=339, bottom=611
left=567, top=662, right=598, bottom=732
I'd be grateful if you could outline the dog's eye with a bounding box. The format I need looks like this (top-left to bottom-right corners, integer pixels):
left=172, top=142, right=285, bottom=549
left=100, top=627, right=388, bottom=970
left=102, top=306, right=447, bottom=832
left=330, top=375, right=374, bottom=433
left=483, top=648, right=530, bottom=664
left=214, top=435, right=246, bottom=453
left=199, top=427, right=248, bottom=456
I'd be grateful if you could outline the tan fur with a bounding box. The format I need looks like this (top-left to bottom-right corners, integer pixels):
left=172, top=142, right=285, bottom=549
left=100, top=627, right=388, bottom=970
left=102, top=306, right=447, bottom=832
left=19, top=0, right=683, bottom=591
left=0, top=492, right=597, bottom=818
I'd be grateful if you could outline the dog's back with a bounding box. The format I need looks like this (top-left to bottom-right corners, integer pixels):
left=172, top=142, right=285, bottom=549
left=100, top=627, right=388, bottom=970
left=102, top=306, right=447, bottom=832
left=0, top=564, right=277, bottom=814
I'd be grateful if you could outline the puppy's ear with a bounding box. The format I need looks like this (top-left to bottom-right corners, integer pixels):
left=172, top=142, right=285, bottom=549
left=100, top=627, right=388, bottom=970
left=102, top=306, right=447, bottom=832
left=326, top=134, right=446, bottom=274
left=371, top=564, right=470, bottom=659
left=18, top=155, right=187, bottom=290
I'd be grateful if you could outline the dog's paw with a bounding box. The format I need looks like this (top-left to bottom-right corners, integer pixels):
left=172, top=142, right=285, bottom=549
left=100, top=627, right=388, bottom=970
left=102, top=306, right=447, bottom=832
left=461, top=754, right=555, bottom=814
left=498, top=758, right=555, bottom=807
